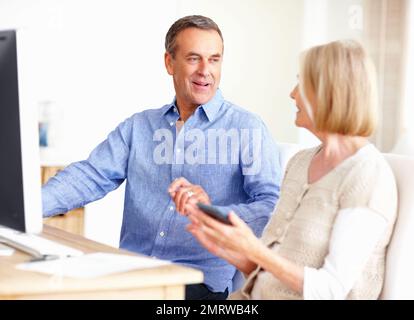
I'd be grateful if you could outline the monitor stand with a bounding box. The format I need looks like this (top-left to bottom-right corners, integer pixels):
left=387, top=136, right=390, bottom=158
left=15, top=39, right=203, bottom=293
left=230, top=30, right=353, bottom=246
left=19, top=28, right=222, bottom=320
left=0, top=226, right=83, bottom=261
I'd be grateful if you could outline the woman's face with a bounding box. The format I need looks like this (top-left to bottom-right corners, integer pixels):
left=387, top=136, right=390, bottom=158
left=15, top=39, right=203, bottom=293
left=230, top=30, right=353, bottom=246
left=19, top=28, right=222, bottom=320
left=289, top=83, right=315, bottom=131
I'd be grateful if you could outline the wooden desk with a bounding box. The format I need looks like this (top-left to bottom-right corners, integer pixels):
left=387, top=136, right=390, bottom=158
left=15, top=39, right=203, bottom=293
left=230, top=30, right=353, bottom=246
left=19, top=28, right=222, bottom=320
left=0, top=225, right=203, bottom=300
left=41, top=166, right=85, bottom=236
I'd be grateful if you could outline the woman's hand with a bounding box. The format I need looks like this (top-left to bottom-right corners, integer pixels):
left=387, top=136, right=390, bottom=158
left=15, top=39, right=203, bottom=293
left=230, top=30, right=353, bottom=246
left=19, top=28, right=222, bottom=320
left=185, top=203, right=260, bottom=275
left=186, top=204, right=305, bottom=293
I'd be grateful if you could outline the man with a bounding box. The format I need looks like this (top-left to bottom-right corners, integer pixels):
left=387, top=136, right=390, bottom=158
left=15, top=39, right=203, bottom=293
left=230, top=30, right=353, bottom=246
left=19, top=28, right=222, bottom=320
left=42, top=15, right=281, bottom=300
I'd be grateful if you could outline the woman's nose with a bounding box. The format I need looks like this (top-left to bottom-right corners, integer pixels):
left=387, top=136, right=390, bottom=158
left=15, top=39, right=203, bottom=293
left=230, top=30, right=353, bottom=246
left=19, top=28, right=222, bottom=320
left=290, top=85, right=298, bottom=99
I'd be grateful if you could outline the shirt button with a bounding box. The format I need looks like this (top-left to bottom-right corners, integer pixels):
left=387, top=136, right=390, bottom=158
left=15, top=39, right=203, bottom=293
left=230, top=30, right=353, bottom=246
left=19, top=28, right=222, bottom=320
left=160, top=231, right=165, bottom=237
left=177, top=149, right=181, bottom=153
left=170, top=122, right=174, bottom=126
left=169, top=206, right=174, bottom=211
left=173, top=107, right=177, bottom=113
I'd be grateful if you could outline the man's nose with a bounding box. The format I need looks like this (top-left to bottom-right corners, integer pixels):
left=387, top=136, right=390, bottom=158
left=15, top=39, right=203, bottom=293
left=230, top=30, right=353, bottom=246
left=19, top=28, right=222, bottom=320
left=197, top=60, right=210, bottom=77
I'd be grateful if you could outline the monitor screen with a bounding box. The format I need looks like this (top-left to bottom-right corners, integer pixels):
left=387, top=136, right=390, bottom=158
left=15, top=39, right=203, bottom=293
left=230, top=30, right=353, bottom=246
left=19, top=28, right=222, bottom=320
left=0, top=29, right=42, bottom=234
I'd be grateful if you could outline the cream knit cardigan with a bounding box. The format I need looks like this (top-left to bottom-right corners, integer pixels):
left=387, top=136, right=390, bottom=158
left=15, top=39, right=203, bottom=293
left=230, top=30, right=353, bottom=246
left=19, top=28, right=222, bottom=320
left=231, top=145, right=397, bottom=300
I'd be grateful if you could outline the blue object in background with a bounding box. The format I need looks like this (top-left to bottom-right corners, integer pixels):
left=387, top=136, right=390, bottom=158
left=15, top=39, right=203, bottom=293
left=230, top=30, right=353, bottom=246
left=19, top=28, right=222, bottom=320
left=39, top=122, right=48, bottom=147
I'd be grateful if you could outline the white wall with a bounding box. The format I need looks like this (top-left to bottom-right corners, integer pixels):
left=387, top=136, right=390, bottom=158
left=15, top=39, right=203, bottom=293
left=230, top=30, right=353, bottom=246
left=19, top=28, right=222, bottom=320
left=298, top=0, right=365, bottom=147
left=177, top=0, right=304, bottom=144
left=0, top=0, right=307, bottom=246
left=392, top=0, right=414, bottom=155
left=85, top=0, right=306, bottom=246
left=1, top=0, right=177, bottom=160
left=1, top=0, right=372, bottom=247
left=0, top=0, right=177, bottom=245
left=403, top=0, right=414, bottom=128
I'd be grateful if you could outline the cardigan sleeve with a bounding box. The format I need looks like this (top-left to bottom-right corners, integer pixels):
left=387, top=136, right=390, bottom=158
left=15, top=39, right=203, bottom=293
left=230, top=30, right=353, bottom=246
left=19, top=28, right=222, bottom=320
left=338, top=157, right=397, bottom=222
left=303, top=207, right=387, bottom=300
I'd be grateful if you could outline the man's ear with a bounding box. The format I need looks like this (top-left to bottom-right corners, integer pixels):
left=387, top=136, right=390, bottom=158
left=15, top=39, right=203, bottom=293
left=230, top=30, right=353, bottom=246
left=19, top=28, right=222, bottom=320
left=164, top=52, right=174, bottom=75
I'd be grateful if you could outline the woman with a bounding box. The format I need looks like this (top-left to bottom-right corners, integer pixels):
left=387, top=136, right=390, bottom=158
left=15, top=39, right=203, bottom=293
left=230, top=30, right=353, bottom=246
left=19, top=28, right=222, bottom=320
left=185, top=40, right=398, bottom=300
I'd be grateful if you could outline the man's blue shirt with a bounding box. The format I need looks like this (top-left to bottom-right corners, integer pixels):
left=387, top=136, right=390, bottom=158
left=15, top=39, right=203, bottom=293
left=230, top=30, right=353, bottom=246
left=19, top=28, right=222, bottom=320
left=42, top=90, right=281, bottom=292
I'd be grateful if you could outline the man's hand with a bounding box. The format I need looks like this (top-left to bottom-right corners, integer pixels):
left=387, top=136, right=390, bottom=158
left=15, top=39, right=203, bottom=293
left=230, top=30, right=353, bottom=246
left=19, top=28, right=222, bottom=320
left=168, top=177, right=211, bottom=215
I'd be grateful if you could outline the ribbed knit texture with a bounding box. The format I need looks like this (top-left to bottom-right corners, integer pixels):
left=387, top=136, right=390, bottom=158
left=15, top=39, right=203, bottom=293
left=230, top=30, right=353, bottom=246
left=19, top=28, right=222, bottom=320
left=231, top=144, right=397, bottom=300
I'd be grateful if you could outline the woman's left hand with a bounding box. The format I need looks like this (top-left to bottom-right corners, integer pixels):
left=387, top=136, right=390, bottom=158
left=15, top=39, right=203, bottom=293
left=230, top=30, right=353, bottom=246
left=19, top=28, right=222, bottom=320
left=186, top=204, right=304, bottom=293
left=185, top=203, right=262, bottom=258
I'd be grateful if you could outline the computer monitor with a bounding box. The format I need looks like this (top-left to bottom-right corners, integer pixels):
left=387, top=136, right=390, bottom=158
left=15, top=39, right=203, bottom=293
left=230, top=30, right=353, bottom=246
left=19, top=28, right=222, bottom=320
left=0, top=29, right=42, bottom=234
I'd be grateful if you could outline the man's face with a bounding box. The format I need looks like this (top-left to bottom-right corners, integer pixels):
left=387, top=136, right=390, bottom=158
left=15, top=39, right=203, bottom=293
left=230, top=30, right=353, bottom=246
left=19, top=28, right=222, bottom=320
left=165, top=28, right=223, bottom=110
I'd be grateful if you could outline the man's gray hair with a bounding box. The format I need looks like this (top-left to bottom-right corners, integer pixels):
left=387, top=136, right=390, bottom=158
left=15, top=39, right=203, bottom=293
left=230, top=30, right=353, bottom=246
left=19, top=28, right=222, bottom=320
left=165, top=15, right=223, bottom=58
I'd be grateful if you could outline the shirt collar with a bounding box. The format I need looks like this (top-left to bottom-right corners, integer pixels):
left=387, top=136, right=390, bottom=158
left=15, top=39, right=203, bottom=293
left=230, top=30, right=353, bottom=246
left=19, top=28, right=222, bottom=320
left=199, top=89, right=224, bottom=122
left=162, top=89, right=224, bottom=122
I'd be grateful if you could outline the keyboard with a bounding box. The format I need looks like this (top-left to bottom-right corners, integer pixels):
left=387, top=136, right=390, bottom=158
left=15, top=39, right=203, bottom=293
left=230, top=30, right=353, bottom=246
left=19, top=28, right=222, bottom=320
left=0, top=227, right=83, bottom=259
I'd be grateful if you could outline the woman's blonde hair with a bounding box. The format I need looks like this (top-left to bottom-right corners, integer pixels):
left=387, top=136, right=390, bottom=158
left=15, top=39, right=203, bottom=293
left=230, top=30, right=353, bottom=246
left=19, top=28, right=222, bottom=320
left=299, top=40, right=378, bottom=136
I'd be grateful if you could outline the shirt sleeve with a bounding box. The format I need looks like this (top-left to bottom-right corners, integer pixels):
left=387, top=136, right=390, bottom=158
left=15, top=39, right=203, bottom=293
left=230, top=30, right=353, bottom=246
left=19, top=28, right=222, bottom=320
left=303, top=207, right=387, bottom=300
left=42, top=117, right=132, bottom=217
left=215, top=120, right=281, bottom=237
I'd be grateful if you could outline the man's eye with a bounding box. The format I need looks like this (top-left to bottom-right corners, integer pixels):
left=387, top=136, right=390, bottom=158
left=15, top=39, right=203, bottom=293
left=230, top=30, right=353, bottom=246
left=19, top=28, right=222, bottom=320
left=188, top=57, right=199, bottom=62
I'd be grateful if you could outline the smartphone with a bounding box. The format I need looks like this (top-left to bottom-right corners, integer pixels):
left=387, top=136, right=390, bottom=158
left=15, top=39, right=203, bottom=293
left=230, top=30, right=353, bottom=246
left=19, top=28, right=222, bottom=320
left=196, top=203, right=232, bottom=225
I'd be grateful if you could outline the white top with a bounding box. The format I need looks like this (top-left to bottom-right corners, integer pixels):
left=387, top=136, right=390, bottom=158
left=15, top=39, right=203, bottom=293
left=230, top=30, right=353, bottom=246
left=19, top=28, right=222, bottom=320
left=303, top=207, right=387, bottom=300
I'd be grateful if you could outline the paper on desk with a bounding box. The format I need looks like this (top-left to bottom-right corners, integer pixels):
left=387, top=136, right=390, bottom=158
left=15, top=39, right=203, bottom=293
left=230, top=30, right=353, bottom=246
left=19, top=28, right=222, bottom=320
left=16, top=252, right=171, bottom=279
